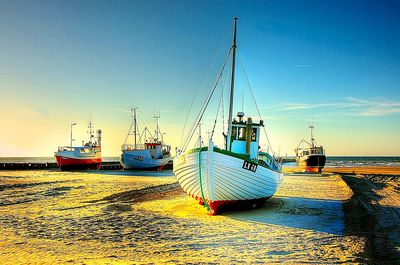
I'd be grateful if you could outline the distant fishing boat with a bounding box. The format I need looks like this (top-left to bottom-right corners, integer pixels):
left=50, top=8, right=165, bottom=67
left=120, top=108, right=171, bottom=170
left=295, top=125, right=326, bottom=173
left=173, top=18, right=283, bottom=215
left=55, top=119, right=102, bottom=171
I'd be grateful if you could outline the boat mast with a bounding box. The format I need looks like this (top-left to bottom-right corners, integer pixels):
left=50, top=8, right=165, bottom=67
left=132, top=107, right=138, bottom=149
left=226, top=17, right=238, bottom=151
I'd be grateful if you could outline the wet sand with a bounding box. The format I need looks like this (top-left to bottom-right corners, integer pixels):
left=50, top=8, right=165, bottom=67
left=324, top=166, right=400, bottom=175
left=0, top=168, right=397, bottom=264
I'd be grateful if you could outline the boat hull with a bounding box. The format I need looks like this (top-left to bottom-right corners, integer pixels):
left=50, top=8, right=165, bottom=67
left=297, top=154, right=326, bottom=173
left=173, top=146, right=283, bottom=214
left=120, top=150, right=171, bottom=171
left=55, top=155, right=102, bottom=171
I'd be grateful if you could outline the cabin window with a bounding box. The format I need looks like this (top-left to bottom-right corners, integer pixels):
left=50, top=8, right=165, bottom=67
left=251, top=128, right=257, bottom=142
left=231, top=126, right=238, bottom=140
left=238, top=127, right=246, bottom=141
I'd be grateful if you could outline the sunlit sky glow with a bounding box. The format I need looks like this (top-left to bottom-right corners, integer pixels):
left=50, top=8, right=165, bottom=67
left=0, top=0, right=399, bottom=157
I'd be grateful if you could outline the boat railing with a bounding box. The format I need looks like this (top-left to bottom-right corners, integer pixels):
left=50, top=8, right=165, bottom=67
left=58, top=146, right=75, bottom=152
left=121, top=144, right=146, bottom=151
left=258, top=152, right=281, bottom=172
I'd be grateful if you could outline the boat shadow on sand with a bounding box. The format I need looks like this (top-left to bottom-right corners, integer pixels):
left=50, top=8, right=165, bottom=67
left=225, top=174, right=399, bottom=263
left=225, top=196, right=346, bottom=236
left=341, top=174, right=400, bottom=263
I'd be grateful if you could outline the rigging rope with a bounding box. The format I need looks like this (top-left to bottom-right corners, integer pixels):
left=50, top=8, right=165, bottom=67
left=221, top=82, right=225, bottom=134
left=182, top=48, right=232, bottom=152
left=123, top=112, right=142, bottom=146
left=237, top=51, right=275, bottom=155
left=210, top=68, right=229, bottom=140
left=123, top=120, right=134, bottom=145
left=180, top=26, right=232, bottom=148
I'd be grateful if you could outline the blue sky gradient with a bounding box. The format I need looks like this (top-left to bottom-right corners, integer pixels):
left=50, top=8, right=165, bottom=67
left=0, top=0, right=399, bottom=156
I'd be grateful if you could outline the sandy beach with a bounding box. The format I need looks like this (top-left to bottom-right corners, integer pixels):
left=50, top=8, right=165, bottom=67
left=0, top=168, right=398, bottom=264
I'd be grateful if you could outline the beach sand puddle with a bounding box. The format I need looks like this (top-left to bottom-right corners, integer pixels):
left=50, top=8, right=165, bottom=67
left=0, top=170, right=369, bottom=264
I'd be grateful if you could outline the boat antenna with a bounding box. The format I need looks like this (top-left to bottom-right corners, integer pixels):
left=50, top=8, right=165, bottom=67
left=226, top=17, right=238, bottom=151
left=70, top=122, right=77, bottom=147
left=87, top=114, right=95, bottom=145
left=154, top=112, right=160, bottom=142
left=309, top=124, right=315, bottom=147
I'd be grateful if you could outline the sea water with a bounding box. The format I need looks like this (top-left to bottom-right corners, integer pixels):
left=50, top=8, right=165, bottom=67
left=283, top=156, right=400, bottom=168
left=0, top=157, right=120, bottom=163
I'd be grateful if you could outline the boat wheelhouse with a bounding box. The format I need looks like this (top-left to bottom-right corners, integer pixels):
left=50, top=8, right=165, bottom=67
left=229, top=112, right=261, bottom=159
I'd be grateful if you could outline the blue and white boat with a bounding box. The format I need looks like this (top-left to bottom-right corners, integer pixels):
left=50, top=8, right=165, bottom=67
left=120, top=108, right=171, bottom=171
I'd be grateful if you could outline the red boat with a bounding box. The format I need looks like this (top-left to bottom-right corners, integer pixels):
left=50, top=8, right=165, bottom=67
left=55, top=119, right=102, bottom=171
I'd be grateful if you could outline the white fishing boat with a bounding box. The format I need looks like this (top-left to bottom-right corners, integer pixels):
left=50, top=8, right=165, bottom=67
left=173, top=18, right=283, bottom=215
left=120, top=108, right=171, bottom=170
left=55, top=119, right=102, bottom=171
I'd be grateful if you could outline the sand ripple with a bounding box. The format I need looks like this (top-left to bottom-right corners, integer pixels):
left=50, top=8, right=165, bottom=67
left=0, top=170, right=373, bottom=264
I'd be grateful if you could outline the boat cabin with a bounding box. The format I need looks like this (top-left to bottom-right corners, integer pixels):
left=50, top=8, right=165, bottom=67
left=229, top=112, right=262, bottom=159
left=58, top=145, right=101, bottom=154
left=296, top=146, right=324, bottom=157
left=310, top=146, right=324, bottom=155
left=145, top=142, right=171, bottom=159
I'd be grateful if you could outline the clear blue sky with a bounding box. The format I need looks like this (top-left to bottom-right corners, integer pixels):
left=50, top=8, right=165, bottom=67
left=0, top=0, right=399, bottom=156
